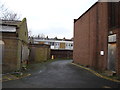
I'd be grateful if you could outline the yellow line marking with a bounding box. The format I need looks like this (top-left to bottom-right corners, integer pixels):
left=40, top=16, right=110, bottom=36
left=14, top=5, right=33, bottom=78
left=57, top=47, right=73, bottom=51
left=19, top=74, right=31, bottom=79
left=103, top=86, right=111, bottom=88
left=71, top=63, right=120, bottom=83
left=7, top=77, right=12, bottom=80
left=2, top=73, right=31, bottom=82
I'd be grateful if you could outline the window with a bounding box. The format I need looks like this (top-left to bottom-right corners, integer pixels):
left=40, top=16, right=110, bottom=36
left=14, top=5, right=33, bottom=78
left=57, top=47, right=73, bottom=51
left=50, top=42, right=54, bottom=46
left=69, top=44, right=71, bottom=46
left=56, top=43, right=58, bottom=46
left=66, top=43, right=68, bottom=47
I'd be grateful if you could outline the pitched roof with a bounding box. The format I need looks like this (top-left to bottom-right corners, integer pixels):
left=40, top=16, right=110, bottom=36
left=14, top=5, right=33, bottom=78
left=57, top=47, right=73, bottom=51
left=33, top=37, right=73, bottom=41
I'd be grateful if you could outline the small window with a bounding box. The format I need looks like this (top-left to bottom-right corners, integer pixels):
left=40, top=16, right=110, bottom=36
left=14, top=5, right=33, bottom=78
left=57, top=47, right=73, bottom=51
left=69, top=44, right=71, bottom=46
left=51, top=42, right=54, bottom=46
left=66, top=44, right=68, bottom=47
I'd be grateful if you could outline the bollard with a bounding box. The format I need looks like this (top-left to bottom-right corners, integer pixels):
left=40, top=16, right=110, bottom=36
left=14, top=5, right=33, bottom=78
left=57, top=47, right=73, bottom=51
left=51, top=55, right=54, bottom=60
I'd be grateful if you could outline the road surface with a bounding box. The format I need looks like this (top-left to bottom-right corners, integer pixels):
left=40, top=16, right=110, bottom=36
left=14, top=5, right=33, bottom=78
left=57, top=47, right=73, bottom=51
left=2, top=60, right=120, bottom=88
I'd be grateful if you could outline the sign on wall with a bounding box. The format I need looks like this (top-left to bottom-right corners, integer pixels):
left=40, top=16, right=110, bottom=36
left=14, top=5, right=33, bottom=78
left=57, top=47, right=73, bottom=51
left=108, top=34, right=116, bottom=43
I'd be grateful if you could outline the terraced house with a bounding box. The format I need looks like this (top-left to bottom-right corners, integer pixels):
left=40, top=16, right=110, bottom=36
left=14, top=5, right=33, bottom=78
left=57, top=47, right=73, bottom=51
left=1, top=18, right=29, bottom=73
left=30, top=37, right=73, bottom=59
left=73, top=2, right=120, bottom=75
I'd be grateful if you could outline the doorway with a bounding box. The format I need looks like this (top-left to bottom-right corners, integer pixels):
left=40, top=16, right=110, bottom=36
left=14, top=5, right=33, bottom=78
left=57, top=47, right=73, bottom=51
left=108, top=34, right=117, bottom=71
left=108, top=43, right=116, bottom=71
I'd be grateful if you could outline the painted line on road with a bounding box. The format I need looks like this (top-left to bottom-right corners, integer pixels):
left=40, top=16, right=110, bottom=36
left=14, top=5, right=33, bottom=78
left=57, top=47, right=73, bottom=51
left=102, top=86, right=111, bottom=88
left=71, top=63, right=120, bottom=83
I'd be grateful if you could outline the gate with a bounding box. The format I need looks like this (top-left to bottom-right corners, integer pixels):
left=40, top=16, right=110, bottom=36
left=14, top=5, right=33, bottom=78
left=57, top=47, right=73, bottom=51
left=108, top=43, right=116, bottom=71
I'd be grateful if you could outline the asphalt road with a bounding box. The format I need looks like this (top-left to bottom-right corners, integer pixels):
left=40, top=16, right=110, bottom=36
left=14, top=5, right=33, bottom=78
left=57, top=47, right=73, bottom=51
left=2, top=60, right=120, bottom=88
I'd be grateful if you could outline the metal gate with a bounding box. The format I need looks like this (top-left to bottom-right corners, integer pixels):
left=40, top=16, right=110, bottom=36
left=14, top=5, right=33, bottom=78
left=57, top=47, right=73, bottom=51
left=108, top=43, right=116, bottom=71
left=108, top=34, right=117, bottom=71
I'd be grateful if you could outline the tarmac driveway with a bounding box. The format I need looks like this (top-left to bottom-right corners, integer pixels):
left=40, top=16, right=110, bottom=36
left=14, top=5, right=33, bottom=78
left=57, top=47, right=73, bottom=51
left=2, top=60, right=120, bottom=88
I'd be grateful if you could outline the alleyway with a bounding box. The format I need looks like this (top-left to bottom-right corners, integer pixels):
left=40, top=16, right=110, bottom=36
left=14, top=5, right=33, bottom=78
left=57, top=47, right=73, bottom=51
left=3, top=60, right=120, bottom=88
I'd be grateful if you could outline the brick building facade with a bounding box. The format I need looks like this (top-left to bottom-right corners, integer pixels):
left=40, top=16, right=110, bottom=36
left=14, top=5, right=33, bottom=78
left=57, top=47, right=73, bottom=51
left=29, top=37, right=73, bottom=59
left=73, top=2, right=120, bottom=75
left=1, top=18, right=29, bottom=73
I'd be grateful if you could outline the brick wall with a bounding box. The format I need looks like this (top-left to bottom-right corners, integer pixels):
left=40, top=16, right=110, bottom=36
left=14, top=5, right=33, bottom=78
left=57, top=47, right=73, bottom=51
left=116, top=3, right=120, bottom=74
left=29, top=44, right=50, bottom=63
left=74, top=2, right=120, bottom=75
left=96, top=2, right=108, bottom=70
left=117, top=2, right=120, bottom=75
left=2, top=32, right=29, bottom=73
left=73, top=2, right=108, bottom=70
left=2, top=18, right=29, bottom=73
left=117, top=28, right=120, bottom=75
left=51, top=50, right=73, bottom=59
left=89, top=4, right=98, bottom=68
left=2, top=37, right=18, bottom=73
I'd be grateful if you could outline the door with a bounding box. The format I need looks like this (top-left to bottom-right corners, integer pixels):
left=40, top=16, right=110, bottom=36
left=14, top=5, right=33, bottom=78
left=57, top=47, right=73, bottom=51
left=108, top=43, right=116, bottom=71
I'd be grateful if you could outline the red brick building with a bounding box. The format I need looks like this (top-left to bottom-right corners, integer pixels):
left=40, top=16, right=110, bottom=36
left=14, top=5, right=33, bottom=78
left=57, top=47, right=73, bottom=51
left=73, top=2, right=120, bottom=75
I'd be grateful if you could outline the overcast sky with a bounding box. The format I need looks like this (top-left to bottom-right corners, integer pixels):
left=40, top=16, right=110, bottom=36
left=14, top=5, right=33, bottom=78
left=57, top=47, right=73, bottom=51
left=1, top=0, right=98, bottom=38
